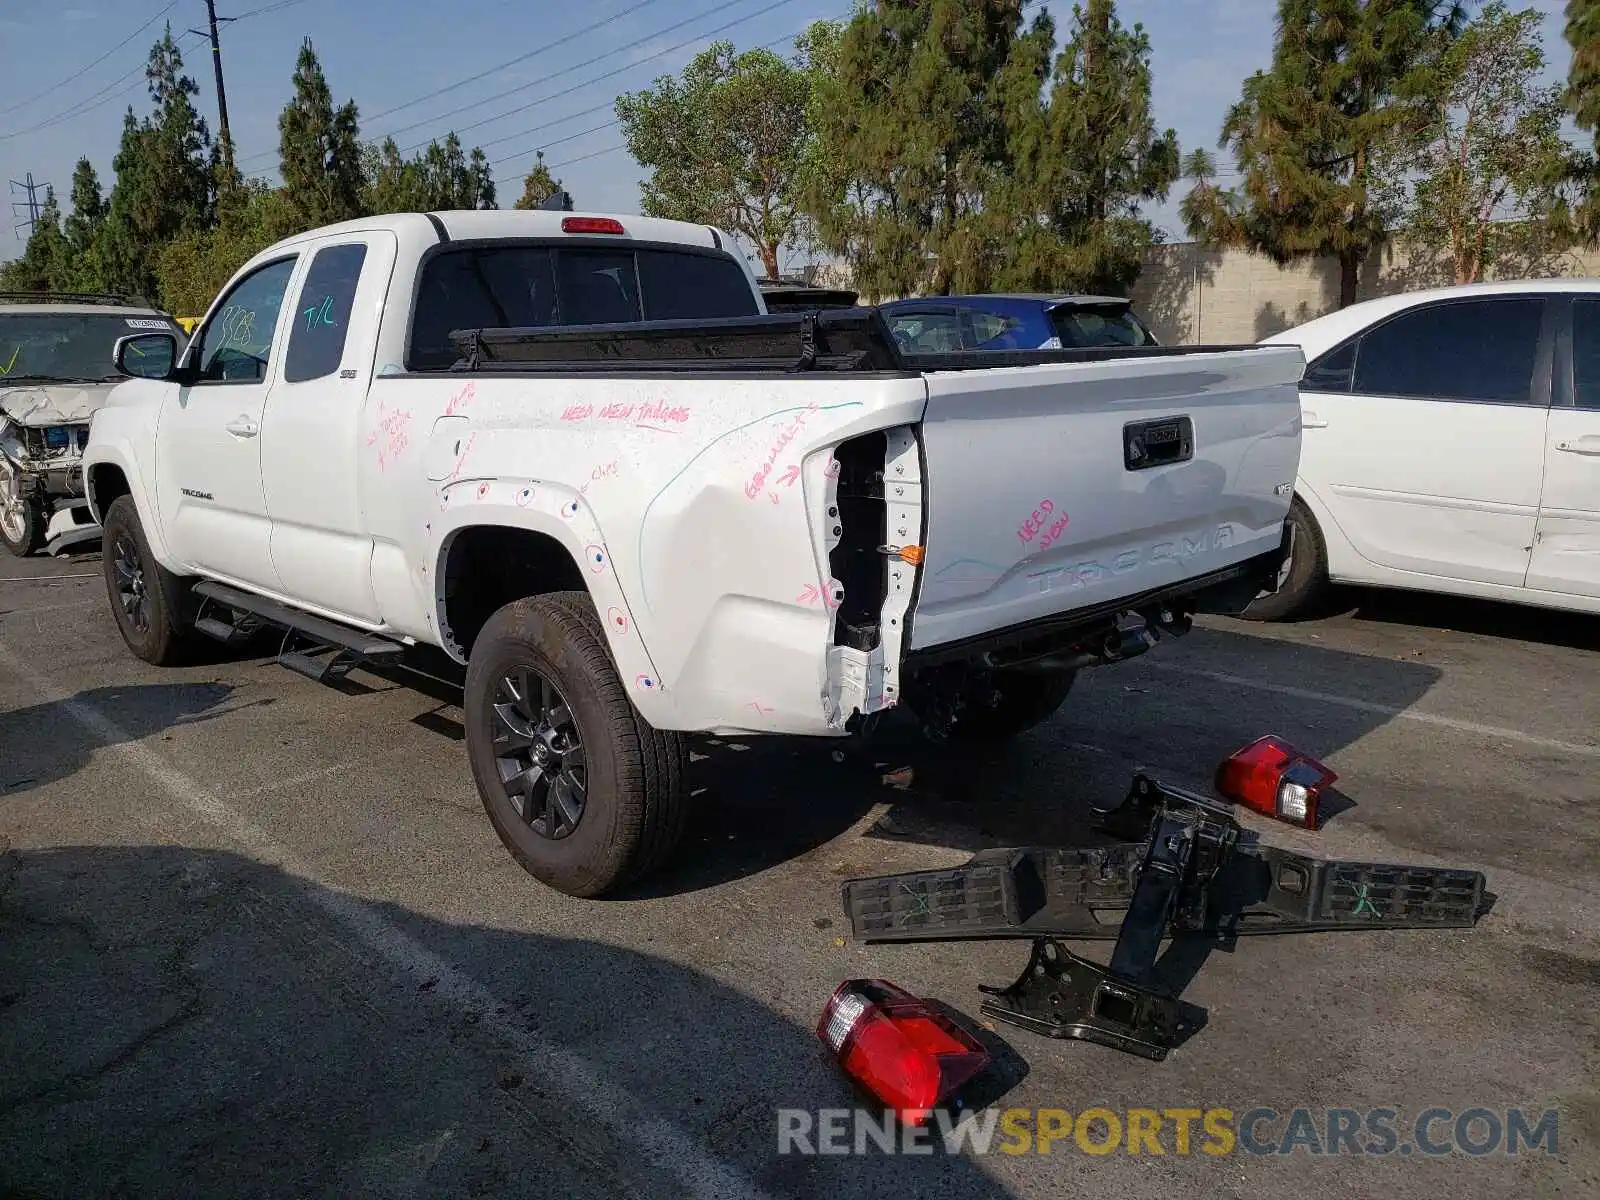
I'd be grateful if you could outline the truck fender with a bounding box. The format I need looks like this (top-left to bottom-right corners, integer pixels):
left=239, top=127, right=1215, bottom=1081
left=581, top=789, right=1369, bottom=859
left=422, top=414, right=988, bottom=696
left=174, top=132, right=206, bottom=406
left=426, top=476, right=674, bottom=727
left=83, top=442, right=180, bottom=571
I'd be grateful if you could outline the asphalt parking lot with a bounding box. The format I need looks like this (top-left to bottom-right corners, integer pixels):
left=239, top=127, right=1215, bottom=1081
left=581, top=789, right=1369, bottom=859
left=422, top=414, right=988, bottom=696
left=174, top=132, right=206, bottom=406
left=1, top=548, right=1596, bottom=1200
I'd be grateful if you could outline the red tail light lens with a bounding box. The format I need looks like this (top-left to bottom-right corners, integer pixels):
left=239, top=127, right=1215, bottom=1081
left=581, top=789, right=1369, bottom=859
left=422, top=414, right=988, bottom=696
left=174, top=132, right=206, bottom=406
left=1215, top=735, right=1337, bottom=829
left=561, top=216, right=626, bottom=235
left=816, top=979, right=990, bottom=1126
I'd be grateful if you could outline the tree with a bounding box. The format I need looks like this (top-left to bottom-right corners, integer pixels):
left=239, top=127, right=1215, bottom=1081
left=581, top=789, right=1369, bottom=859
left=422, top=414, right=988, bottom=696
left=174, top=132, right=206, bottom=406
left=155, top=179, right=295, bottom=314
left=97, top=26, right=214, bottom=302
left=617, top=39, right=817, bottom=278
left=991, top=0, right=1180, bottom=293
left=56, top=158, right=110, bottom=292
left=277, top=39, right=365, bottom=231
left=1396, top=4, right=1572, bottom=283
left=1565, top=0, right=1600, bottom=233
left=363, top=133, right=496, bottom=214
left=0, top=190, right=68, bottom=292
left=1185, top=0, right=1464, bottom=307
left=803, top=3, right=1034, bottom=299
left=512, top=152, right=565, bottom=209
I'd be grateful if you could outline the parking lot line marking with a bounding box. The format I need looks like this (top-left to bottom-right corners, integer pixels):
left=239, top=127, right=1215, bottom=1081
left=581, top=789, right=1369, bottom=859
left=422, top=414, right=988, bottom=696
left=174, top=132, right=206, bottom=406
left=0, top=639, right=776, bottom=1200
left=1144, top=661, right=1600, bottom=758
left=0, top=573, right=100, bottom=582
left=0, top=596, right=105, bottom=619
left=233, top=757, right=369, bottom=799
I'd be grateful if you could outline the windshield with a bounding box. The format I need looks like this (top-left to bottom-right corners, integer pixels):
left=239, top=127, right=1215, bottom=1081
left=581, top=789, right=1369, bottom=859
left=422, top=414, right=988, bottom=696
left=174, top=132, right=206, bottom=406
left=0, top=312, right=181, bottom=383
left=1048, top=303, right=1157, bottom=348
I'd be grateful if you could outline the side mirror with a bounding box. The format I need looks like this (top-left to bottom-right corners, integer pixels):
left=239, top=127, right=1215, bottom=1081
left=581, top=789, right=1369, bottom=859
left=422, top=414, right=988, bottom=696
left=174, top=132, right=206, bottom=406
left=113, top=332, right=180, bottom=380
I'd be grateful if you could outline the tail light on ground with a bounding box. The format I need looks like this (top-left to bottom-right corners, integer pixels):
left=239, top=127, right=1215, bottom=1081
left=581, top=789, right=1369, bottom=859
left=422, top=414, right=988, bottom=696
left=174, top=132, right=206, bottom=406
left=1215, top=735, right=1337, bottom=829
left=816, top=979, right=990, bottom=1126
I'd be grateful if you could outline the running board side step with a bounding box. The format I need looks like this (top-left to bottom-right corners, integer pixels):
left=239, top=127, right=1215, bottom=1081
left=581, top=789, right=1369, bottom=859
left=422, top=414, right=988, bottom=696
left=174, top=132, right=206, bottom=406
left=191, top=580, right=405, bottom=683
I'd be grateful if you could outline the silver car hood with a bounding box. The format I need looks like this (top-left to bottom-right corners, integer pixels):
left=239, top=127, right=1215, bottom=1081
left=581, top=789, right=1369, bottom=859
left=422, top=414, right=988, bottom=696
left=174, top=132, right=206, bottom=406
left=0, top=381, right=118, bottom=426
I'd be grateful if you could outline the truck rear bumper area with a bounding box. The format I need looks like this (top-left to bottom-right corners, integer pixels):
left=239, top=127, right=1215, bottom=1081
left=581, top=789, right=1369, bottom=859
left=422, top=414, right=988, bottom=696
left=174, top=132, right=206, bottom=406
left=905, top=542, right=1284, bottom=670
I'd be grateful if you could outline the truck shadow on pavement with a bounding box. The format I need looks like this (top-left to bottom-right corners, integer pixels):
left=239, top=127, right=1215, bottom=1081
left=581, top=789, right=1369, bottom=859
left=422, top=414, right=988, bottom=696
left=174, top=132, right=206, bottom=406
left=0, top=683, right=245, bottom=800
left=0, top=844, right=1019, bottom=1200
left=629, top=625, right=1445, bottom=897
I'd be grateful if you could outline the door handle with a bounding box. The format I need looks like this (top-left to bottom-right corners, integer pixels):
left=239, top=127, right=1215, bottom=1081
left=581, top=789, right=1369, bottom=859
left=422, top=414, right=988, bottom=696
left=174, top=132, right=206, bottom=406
left=1555, top=435, right=1600, bottom=456
left=225, top=416, right=259, bottom=438
left=1301, top=411, right=1328, bottom=429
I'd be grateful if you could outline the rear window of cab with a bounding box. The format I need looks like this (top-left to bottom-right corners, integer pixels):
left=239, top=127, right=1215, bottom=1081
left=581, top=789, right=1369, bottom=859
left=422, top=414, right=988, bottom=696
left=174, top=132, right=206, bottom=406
left=407, top=242, right=760, bottom=370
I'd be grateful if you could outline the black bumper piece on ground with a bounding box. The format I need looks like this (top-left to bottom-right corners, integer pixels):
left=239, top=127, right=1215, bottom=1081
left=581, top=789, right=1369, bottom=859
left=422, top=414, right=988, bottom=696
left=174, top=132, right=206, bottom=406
left=841, top=774, right=1491, bottom=1060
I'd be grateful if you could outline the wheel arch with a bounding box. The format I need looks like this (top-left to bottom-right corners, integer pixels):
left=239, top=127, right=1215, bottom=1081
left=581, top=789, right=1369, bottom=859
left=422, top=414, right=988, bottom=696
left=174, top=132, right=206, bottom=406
left=429, top=499, right=672, bottom=724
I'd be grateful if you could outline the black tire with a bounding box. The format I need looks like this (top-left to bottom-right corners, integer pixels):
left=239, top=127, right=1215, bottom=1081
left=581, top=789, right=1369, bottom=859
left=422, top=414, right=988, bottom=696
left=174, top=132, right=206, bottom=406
left=949, top=670, right=1076, bottom=742
left=464, top=590, right=688, bottom=898
left=101, top=495, right=194, bottom=666
left=1242, top=498, right=1329, bottom=622
left=0, top=467, right=44, bottom=556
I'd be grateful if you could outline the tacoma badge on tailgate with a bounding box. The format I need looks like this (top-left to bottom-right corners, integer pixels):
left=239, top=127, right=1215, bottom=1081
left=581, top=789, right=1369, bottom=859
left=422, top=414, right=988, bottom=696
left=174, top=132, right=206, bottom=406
left=1124, top=416, right=1193, bottom=471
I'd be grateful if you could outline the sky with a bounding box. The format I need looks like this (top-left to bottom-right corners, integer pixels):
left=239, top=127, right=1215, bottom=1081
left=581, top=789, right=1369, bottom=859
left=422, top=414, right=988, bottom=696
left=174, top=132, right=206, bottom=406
left=0, top=0, right=1577, bottom=269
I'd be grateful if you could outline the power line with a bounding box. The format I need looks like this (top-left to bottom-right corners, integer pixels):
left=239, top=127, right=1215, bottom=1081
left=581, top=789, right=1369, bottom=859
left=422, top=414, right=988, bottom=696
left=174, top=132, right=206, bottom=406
left=231, top=0, right=315, bottom=20
left=0, top=1, right=178, bottom=118
left=10, top=173, right=50, bottom=240
left=384, top=0, right=788, bottom=148
left=237, top=0, right=797, bottom=177
left=363, top=0, right=668, bottom=125
left=235, top=0, right=684, bottom=169
left=0, top=30, right=208, bottom=145
left=491, top=18, right=823, bottom=174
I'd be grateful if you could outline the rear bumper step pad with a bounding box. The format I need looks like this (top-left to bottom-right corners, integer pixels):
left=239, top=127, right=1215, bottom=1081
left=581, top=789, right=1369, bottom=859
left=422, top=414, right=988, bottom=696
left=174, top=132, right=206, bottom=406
left=844, top=819, right=1486, bottom=944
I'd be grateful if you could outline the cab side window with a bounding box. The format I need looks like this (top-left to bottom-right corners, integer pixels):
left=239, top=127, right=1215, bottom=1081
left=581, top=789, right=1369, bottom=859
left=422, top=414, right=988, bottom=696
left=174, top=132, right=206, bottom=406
left=284, top=243, right=368, bottom=383
left=195, top=257, right=297, bottom=384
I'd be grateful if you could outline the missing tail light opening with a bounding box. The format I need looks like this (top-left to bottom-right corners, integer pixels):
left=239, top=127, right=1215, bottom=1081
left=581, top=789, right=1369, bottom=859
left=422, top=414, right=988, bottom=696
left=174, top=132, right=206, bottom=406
left=816, top=979, right=991, bottom=1126
left=827, top=431, right=890, bottom=652
left=1215, top=735, right=1338, bottom=829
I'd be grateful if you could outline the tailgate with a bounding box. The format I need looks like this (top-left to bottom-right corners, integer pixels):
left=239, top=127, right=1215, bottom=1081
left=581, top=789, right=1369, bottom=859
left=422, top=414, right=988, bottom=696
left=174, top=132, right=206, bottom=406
left=908, top=345, right=1304, bottom=651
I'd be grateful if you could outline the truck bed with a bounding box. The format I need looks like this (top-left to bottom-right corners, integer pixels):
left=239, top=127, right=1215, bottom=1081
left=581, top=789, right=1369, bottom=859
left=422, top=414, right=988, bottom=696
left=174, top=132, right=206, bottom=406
left=438, top=308, right=1304, bottom=656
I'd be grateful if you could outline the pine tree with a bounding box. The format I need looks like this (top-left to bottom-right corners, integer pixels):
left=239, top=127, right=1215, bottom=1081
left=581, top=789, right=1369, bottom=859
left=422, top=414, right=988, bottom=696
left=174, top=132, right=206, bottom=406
left=277, top=39, right=365, bottom=231
left=513, top=152, right=564, bottom=209
left=0, top=190, right=68, bottom=292
left=993, top=0, right=1179, bottom=293
left=1186, top=0, right=1463, bottom=307
left=803, top=1, right=1032, bottom=299
left=97, top=27, right=214, bottom=303
left=58, top=158, right=109, bottom=291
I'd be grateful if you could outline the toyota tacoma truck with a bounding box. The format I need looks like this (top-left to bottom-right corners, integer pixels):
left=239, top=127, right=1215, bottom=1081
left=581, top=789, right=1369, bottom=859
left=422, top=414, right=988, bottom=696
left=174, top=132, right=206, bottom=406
left=0, top=292, right=183, bottom=555
left=83, top=209, right=1304, bottom=897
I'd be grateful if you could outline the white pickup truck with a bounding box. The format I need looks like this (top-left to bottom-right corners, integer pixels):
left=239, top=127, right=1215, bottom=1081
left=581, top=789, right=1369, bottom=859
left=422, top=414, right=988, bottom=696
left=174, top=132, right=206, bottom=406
left=85, top=209, right=1304, bottom=896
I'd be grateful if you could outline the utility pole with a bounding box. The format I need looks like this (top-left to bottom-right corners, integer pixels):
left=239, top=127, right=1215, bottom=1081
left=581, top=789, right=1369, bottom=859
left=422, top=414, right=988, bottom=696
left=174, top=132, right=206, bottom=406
left=191, top=1, right=236, bottom=174
left=9, top=173, right=45, bottom=240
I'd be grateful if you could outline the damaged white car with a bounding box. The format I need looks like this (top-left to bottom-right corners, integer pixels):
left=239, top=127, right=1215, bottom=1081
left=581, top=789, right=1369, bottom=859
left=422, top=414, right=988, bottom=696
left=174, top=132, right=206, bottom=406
left=0, top=293, right=184, bottom=556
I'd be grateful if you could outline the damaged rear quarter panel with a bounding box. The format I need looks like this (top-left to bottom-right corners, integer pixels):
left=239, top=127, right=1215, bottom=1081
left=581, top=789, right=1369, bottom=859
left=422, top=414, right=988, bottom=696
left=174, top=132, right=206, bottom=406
left=364, top=373, right=927, bottom=736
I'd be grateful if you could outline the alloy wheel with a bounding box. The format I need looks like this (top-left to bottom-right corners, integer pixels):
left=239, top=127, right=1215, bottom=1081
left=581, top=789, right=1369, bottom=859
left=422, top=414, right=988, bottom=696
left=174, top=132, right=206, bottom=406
left=112, top=532, right=151, bottom=634
left=490, top=665, right=587, bottom=840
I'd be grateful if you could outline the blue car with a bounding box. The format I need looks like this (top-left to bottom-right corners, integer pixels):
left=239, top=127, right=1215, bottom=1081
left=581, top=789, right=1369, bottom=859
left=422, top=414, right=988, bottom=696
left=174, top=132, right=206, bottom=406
left=877, top=293, right=1158, bottom=354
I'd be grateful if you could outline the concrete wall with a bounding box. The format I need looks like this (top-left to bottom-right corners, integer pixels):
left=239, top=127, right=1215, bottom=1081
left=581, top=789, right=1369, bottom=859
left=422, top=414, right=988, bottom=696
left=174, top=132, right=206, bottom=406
left=1130, top=239, right=1600, bottom=345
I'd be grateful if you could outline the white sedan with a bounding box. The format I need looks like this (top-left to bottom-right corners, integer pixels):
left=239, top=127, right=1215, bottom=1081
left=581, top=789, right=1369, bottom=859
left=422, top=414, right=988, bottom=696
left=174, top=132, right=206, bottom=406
left=1248, top=279, right=1600, bottom=620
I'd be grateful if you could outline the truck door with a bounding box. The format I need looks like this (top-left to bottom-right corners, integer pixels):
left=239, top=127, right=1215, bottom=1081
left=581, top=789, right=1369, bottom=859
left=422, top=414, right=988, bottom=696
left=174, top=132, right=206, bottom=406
left=1526, top=296, right=1600, bottom=598
left=260, top=232, right=396, bottom=624
left=156, top=254, right=299, bottom=591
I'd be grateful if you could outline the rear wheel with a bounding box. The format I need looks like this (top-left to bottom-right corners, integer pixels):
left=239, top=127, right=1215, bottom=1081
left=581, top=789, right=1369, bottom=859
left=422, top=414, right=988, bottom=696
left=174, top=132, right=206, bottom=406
left=102, top=495, right=194, bottom=665
left=949, top=670, right=1076, bottom=742
left=1242, top=498, right=1328, bottom=622
left=0, top=462, right=43, bottom=556
left=464, top=591, right=688, bottom=897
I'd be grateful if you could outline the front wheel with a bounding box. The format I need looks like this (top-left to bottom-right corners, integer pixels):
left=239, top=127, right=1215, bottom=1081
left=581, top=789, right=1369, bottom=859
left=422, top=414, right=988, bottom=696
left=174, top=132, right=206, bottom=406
left=101, top=495, right=194, bottom=665
left=0, top=461, right=43, bottom=556
left=1242, top=498, right=1329, bottom=622
left=463, top=591, right=688, bottom=898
